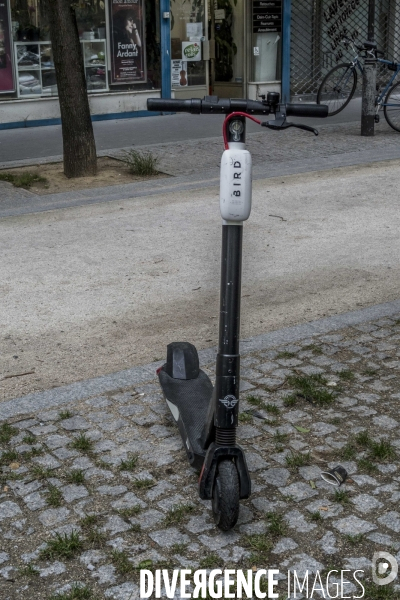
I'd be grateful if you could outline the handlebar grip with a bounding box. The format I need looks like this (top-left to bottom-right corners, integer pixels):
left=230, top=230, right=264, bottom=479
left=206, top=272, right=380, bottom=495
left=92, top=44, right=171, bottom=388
left=286, top=104, right=329, bottom=118
left=147, top=98, right=202, bottom=113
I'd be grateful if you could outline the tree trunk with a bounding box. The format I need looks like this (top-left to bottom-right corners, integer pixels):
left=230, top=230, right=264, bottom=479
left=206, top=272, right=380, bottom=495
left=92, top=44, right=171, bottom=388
left=44, top=0, right=97, bottom=177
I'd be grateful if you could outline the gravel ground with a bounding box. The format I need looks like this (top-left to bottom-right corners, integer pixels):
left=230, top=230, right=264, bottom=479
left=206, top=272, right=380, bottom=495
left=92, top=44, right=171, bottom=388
left=1, top=312, right=400, bottom=599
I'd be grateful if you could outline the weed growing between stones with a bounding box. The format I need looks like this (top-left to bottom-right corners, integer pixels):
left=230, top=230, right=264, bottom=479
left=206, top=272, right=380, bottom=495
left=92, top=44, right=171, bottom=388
left=266, top=512, right=287, bottom=537
left=362, top=582, right=399, bottom=599
left=117, top=506, right=142, bottom=518
left=264, top=403, right=280, bottom=415
left=357, top=457, right=379, bottom=473
left=302, top=344, right=323, bottom=355
left=40, top=532, right=83, bottom=560
left=22, top=433, right=36, bottom=445
left=119, top=454, right=138, bottom=471
left=239, top=412, right=253, bottom=423
left=0, top=449, right=19, bottom=465
left=246, top=395, right=264, bottom=407
left=18, top=563, right=40, bottom=577
left=345, top=533, right=364, bottom=545
left=333, top=489, right=350, bottom=504
left=164, top=503, right=194, bottom=525
left=0, top=422, right=17, bottom=444
left=133, top=478, right=155, bottom=489
left=70, top=434, right=93, bottom=453
left=65, top=469, right=85, bottom=485
left=49, top=584, right=94, bottom=600
left=338, top=369, right=355, bottom=381
left=244, top=533, right=272, bottom=564
left=369, top=439, right=396, bottom=461
left=310, top=511, right=322, bottom=521
left=285, top=450, right=311, bottom=468
left=284, top=374, right=338, bottom=406
left=199, top=553, right=220, bottom=569
left=47, top=484, right=63, bottom=507
left=31, top=465, right=52, bottom=480
left=110, top=549, right=134, bottom=575
left=276, top=351, right=296, bottom=359
left=59, top=410, right=74, bottom=420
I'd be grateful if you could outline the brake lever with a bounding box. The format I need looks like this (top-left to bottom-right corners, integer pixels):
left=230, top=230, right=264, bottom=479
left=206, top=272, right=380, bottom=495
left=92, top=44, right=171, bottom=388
left=261, top=114, right=319, bottom=136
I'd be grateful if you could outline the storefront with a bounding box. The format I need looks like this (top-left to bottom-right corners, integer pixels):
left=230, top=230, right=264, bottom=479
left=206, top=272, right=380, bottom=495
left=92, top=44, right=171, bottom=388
left=0, top=0, right=290, bottom=128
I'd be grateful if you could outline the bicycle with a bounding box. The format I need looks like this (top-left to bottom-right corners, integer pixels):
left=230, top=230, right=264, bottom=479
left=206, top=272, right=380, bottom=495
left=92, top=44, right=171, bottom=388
left=316, top=37, right=400, bottom=132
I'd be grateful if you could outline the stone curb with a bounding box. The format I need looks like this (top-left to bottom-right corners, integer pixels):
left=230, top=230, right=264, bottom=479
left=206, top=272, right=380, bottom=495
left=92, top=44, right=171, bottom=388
left=2, top=297, right=400, bottom=420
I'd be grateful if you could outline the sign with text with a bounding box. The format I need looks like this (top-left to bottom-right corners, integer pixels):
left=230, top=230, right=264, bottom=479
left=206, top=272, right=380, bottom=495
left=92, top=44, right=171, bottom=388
left=171, top=60, right=188, bottom=86
left=0, top=0, right=15, bottom=93
left=252, top=0, right=282, bottom=33
left=109, top=0, right=146, bottom=85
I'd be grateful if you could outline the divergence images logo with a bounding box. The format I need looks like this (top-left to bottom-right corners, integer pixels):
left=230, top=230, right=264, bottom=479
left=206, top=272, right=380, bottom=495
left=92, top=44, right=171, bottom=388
left=219, top=395, right=238, bottom=409
left=372, top=551, right=398, bottom=586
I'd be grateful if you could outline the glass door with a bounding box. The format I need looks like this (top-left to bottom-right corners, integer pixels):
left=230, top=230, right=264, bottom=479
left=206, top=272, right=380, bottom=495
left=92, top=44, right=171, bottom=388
left=211, top=0, right=244, bottom=98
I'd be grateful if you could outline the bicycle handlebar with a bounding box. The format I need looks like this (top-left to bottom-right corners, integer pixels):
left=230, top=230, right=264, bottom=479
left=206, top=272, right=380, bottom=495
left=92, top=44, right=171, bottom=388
left=147, top=97, right=328, bottom=118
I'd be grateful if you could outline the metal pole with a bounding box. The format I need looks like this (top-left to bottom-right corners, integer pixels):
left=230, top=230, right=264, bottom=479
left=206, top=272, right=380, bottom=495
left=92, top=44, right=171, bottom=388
left=361, top=0, right=376, bottom=136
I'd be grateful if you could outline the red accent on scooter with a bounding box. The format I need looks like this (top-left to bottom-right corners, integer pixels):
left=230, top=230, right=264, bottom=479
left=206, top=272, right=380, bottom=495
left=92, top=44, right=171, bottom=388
left=156, top=366, right=163, bottom=375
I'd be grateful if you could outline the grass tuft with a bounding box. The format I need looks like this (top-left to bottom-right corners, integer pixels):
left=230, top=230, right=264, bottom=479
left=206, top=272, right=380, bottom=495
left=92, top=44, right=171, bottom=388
left=47, top=484, right=63, bottom=507
left=110, top=549, right=134, bottom=575
left=345, top=533, right=364, bottom=545
left=22, top=433, right=36, bottom=445
left=70, top=433, right=93, bottom=453
left=58, top=410, right=73, bottom=420
left=338, top=370, right=355, bottom=381
left=199, top=553, right=220, bottom=569
left=0, top=449, right=19, bottom=465
left=0, top=423, right=18, bottom=444
left=369, top=439, right=396, bottom=461
left=40, top=532, right=83, bottom=560
left=239, top=412, right=253, bottom=423
left=276, top=351, right=296, bottom=359
left=357, top=457, right=378, bottom=473
left=302, top=344, right=323, bottom=355
left=119, top=454, right=138, bottom=471
left=244, top=533, right=272, bottom=564
left=246, top=395, right=264, bottom=407
left=133, top=478, right=155, bottom=489
left=333, top=489, right=350, bottom=504
left=117, top=506, right=141, bottom=518
left=264, top=403, right=280, bottom=415
left=122, top=149, right=159, bottom=176
left=0, top=171, right=47, bottom=189
left=31, top=464, right=52, bottom=479
left=164, top=503, right=194, bottom=526
left=266, top=512, right=287, bottom=537
left=65, top=469, right=85, bottom=485
left=49, top=584, right=93, bottom=600
left=18, top=563, right=40, bottom=577
left=285, top=373, right=337, bottom=406
left=285, top=450, right=310, bottom=468
left=310, top=511, right=322, bottom=522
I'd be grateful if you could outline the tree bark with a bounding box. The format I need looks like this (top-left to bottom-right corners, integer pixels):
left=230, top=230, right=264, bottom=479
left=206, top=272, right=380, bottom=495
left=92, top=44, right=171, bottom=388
left=44, top=0, right=97, bottom=177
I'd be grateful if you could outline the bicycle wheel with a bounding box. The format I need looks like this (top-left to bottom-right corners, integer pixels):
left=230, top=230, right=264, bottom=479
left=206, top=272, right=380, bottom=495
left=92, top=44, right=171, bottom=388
left=317, top=63, right=357, bottom=116
left=384, top=81, right=400, bottom=132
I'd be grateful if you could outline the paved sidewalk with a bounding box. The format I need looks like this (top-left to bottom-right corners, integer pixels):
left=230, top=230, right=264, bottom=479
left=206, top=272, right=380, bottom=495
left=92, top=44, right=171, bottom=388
left=1, top=300, right=400, bottom=599
left=2, top=119, right=400, bottom=219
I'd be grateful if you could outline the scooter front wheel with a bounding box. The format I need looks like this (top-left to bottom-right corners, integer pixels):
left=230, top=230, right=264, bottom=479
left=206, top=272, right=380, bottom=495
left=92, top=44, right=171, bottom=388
left=212, top=459, right=240, bottom=531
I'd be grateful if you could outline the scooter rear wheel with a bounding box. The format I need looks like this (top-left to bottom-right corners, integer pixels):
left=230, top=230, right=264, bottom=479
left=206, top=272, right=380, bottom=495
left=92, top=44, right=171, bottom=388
left=212, top=459, right=240, bottom=531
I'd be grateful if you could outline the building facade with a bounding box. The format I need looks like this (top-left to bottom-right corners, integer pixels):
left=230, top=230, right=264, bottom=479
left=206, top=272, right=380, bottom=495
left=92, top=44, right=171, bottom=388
left=0, top=0, right=399, bottom=128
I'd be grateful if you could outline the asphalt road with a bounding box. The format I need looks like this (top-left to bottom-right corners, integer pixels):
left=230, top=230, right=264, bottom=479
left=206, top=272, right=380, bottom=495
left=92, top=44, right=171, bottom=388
left=0, top=98, right=363, bottom=163
left=1, top=158, right=399, bottom=402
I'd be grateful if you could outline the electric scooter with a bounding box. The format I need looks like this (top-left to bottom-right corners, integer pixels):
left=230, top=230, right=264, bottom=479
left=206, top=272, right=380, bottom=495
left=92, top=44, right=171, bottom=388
left=147, top=94, right=328, bottom=530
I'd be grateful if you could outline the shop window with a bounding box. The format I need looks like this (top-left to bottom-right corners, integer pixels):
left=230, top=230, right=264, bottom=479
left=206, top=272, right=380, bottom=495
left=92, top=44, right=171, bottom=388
left=171, top=0, right=206, bottom=87
left=8, top=0, right=161, bottom=98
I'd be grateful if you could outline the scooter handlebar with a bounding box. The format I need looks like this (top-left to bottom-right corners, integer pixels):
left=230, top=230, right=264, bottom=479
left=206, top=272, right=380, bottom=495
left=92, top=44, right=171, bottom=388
left=147, top=97, right=328, bottom=118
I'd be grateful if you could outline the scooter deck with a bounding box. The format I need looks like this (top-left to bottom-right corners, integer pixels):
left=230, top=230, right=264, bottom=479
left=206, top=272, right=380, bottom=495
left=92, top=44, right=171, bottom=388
left=158, top=366, right=213, bottom=467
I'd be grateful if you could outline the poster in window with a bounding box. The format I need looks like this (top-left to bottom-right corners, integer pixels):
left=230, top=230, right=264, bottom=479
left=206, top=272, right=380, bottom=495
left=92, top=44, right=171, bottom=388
left=109, top=0, right=146, bottom=85
left=0, top=0, right=15, bottom=93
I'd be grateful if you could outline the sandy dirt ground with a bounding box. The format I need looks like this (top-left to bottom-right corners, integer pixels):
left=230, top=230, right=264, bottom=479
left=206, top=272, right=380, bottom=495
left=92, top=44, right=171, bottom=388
left=0, top=156, right=166, bottom=195
left=1, top=161, right=399, bottom=401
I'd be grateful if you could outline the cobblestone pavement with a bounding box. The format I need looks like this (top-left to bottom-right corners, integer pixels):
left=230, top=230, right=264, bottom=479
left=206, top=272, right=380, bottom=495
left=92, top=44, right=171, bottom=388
left=114, top=120, right=400, bottom=177
left=1, top=312, right=400, bottom=599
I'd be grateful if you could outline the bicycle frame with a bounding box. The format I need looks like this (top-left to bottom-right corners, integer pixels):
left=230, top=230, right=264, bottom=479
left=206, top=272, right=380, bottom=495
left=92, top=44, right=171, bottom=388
left=334, top=38, right=400, bottom=113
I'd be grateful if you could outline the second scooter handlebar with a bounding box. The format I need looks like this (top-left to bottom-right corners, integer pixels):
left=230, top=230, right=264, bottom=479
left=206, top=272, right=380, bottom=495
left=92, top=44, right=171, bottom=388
left=147, top=97, right=329, bottom=118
